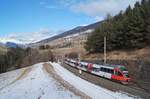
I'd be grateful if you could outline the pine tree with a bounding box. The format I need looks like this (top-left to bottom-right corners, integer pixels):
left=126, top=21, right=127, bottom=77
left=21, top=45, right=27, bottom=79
left=85, top=0, right=150, bottom=53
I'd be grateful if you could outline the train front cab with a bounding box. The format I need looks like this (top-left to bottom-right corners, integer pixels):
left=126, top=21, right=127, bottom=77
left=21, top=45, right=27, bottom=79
left=111, top=66, right=131, bottom=84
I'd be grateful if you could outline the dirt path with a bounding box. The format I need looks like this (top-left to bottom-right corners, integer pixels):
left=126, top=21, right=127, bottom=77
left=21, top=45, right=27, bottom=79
left=0, top=66, right=32, bottom=91
left=12, top=67, right=32, bottom=82
left=43, top=63, right=91, bottom=99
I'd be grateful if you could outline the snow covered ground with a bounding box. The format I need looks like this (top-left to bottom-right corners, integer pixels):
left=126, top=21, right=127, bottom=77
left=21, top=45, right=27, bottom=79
left=0, top=62, right=139, bottom=99
left=0, top=68, right=25, bottom=89
left=51, top=62, right=138, bottom=99
left=0, top=63, right=80, bottom=99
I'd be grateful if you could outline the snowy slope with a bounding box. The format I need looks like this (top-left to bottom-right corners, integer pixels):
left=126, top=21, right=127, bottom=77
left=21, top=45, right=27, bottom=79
left=0, top=68, right=26, bottom=89
left=50, top=62, right=138, bottom=99
left=0, top=63, right=80, bottom=99
left=0, top=62, right=139, bottom=99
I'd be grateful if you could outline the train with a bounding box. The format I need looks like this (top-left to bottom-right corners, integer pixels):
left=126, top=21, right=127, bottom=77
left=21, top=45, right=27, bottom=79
left=64, top=58, right=131, bottom=84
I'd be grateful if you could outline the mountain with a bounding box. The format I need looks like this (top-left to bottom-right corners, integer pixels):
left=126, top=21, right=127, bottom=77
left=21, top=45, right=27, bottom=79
left=5, top=42, right=19, bottom=48
left=4, top=42, right=26, bottom=48
left=34, top=21, right=103, bottom=44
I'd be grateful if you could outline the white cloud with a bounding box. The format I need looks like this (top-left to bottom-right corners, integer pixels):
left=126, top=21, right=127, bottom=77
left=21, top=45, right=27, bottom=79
left=0, top=29, right=57, bottom=44
left=71, top=0, right=141, bottom=20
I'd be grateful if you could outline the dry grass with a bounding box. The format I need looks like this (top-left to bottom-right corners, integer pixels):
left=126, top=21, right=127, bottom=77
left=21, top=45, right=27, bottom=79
left=83, top=47, right=150, bottom=61
left=50, top=46, right=150, bottom=61
left=52, top=47, right=86, bottom=57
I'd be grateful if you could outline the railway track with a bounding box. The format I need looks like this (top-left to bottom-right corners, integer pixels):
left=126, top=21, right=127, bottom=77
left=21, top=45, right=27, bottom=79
left=62, top=63, right=150, bottom=99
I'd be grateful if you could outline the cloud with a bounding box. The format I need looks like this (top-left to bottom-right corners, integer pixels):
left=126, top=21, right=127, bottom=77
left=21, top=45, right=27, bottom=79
left=59, top=0, right=76, bottom=7
left=0, top=28, right=57, bottom=44
left=45, top=5, right=59, bottom=9
left=71, top=0, right=141, bottom=19
left=39, top=1, right=46, bottom=5
left=40, top=1, right=59, bottom=9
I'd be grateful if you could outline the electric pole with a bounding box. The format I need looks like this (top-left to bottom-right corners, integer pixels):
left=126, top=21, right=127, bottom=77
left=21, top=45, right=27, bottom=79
left=78, top=37, right=81, bottom=62
left=104, top=36, right=107, bottom=64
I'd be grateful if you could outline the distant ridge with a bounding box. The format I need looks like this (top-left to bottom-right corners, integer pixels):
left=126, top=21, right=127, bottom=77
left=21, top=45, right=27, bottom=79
left=35, top=21, right=103, bottom=44
left=5, top=42, right=19, bottom=48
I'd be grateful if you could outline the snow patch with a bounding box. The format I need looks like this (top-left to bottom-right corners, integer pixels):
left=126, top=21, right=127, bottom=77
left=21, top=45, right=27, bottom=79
left=0, top=68, right=25, bottom=89
left=0, top=63, right=80, bottom=99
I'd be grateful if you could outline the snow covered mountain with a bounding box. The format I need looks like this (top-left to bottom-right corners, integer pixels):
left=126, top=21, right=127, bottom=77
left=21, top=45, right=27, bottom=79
left=0, top=38, right=22, bottom=44
left=5, top=42, right=19, bottom=48
left=0, top=29, right=57, bottom=44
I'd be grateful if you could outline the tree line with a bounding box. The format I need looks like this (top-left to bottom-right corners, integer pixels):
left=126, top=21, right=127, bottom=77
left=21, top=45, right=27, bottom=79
left=0, top=47, right=27, bottom=73
left=85, top=0, right=150, bottom=53
left=0, top=46, right=54, bottom=73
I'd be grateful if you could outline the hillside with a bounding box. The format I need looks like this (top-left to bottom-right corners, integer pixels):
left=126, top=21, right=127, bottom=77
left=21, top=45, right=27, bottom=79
left=85, top=0, right=150, bottom=53
left=30, top=21, right=102, bottom=47
left=0, top=46, right=7, bottom=55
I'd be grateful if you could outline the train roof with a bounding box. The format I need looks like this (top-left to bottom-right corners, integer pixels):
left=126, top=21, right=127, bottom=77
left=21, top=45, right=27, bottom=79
left=66, top=58, right=126, bottom=69
left=81, top=60, right=126, bottom=68
left=93, top=64, right=126, bottom=69
left=101, top=64, right=126, bottom=68
left=80, top=61, right=89, bottom=65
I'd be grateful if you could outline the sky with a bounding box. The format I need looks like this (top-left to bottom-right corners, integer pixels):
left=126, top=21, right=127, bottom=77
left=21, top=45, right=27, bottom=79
left=0, top=0, right=141, bottom=44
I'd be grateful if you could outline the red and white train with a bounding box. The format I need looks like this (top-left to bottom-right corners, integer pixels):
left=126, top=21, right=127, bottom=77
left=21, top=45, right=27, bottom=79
left=65, top=58, right=131, bottom=84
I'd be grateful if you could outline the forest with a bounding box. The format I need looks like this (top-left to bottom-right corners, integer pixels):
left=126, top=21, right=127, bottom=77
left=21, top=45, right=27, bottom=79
left=85, top=0, right=150, bottom=53
left=0, top=46, right=54, bottom=73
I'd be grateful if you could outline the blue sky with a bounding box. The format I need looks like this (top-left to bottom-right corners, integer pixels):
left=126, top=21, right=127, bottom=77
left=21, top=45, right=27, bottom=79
left=0, top=0, right=141, bottom=43
left=0, top=0, right=94, bottom=36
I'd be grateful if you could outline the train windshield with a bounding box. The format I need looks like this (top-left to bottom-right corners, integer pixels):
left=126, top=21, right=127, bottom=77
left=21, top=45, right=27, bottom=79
left=123, top=71, right=129, bottom=77
left=119, top=66, right=129, bottom=77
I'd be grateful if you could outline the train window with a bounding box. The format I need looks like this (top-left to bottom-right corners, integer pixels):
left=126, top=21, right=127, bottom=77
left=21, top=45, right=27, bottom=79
left=100, top=68, right=114, bottom=74
left=84, top=65, right=87, bottom=68
left=93, top=68, right=100, bottom=72
left=81, top=64, right=86, bottom=68
left=107, top=69, right=112, bottom=73
left=108, top=69, right=113, bottom=74
left=74, top=62, right=78, bottom=65
left=102, top=68, right=107, bottom=73
left=107, top=69, right=110, bottom=73
left=110, top=70, right=114, bottom=74
left=105, top=68, right=108, bottom=72
left=123, top=72, right=129, bottom=77
left=102, top=68, right=105, bottom=72
left=100, top=68, right=105, bottom=72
